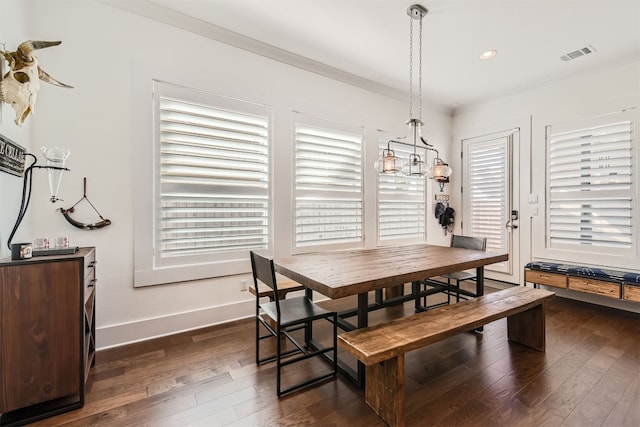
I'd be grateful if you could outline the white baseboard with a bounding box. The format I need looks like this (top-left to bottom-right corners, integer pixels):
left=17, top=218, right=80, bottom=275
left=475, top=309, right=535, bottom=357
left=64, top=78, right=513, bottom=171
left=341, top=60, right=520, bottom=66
left=96, top=299, right=254, bottom=350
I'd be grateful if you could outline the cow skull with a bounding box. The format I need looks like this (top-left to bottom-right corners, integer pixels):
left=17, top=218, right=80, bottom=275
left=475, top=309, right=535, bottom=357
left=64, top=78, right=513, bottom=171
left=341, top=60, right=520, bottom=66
left=0, top=40, right=73, bottom=126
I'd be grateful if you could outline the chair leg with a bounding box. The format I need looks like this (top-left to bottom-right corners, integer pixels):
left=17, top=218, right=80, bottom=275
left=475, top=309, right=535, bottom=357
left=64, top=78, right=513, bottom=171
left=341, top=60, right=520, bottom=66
left=456, top=279, right=461, bottom=302
left=447, top=277, right=452, bottom=304
left=276, top=323, right=283, bottom=397
left=255, top=315, right=261, bottom=365
left=304, top=320, right=311, bottom=348
left=275, top=315, right=338, bottom=397
left=333, top=314, right=338, bottom=373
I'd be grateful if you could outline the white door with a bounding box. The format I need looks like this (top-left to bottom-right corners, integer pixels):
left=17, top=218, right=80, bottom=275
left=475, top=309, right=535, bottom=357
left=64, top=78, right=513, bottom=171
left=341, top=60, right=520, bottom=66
left=462, top=129, right=520, bottom=281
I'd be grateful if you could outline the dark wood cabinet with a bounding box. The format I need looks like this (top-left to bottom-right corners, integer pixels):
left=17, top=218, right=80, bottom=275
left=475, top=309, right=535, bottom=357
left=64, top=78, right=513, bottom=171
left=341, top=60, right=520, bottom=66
left=0, top=247, right=96, bottom=426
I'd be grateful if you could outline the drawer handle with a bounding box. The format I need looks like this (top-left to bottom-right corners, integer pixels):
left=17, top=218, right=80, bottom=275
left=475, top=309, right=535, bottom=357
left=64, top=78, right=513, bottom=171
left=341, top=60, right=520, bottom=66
left=88, top=279, right=97, bottom=287
left=88, top=261, right=97, bottom=268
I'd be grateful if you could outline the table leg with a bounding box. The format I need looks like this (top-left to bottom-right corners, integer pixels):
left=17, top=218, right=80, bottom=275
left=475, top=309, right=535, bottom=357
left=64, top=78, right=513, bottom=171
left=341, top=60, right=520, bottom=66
left=412, top=281, right=420, bottom=311
left=475, top=267, right=484, bottom=332
left=476, top=267, right=484, bottom=297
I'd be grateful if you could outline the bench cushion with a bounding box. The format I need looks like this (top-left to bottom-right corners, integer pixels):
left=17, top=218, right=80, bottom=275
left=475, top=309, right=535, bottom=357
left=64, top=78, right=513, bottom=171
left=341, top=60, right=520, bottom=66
left=525, top=262, right=640, bottom=285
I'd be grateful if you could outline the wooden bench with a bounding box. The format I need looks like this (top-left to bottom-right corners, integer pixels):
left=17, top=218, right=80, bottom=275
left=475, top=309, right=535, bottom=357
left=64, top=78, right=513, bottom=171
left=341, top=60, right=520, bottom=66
left=524, top=263, right=640, bottom=303
left=249, top=275, right=305, bottom=301
left=338, top=286, right=555, bottom=427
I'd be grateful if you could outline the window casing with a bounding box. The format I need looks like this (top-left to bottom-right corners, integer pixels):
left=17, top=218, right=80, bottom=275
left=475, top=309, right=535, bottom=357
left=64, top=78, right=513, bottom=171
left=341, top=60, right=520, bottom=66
left=546, top=109, right=635, bottom=256
left=137, top=80, right=271, bottom=285
left=377, top=141, right=426, bottom=243
left=294, top=114, right=364, bottom=252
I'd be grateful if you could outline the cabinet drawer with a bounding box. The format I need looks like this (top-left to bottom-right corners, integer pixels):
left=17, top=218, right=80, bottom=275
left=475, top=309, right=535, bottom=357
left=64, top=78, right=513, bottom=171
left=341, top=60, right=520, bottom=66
left=84, top=249, right=97, bottom=300
left=525, top=270, right=566, bottom=288
left=569, top=277, right=621, bottom=299
left=623, top=285, right=640, bottom=303
left=84, top=249, right=96, bottom=280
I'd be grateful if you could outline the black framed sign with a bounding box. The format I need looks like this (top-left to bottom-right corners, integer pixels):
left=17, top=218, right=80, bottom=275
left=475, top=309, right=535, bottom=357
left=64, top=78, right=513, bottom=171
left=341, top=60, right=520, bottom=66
left=0, top=133, right=26, bottom=177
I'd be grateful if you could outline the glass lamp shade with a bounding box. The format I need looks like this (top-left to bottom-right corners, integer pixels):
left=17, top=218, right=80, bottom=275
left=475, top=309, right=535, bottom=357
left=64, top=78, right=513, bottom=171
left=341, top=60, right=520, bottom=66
left=374, top=148, right=405, bottom=174
left=402, top=153, right=426, bottom=176
left=428, top=158, right=452, bottom=181
left=41, top=146, right=70, bottom=203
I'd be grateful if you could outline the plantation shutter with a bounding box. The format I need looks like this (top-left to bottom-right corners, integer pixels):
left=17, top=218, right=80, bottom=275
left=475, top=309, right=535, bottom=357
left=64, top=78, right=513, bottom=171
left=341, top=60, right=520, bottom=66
left=547, top=110, right=633, bottom=252
left=155, top=81, right=270, bottom=266
left=377, top=141, right=426, bottom=241
left=467, top=137, right=509, bottom=254
left=294, top=115, right=363, bottom=249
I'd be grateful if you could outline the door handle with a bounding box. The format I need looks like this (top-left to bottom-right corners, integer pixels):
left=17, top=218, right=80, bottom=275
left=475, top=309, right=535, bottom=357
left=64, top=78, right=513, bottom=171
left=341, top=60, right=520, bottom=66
left=506, top=210, right=519, bottom=231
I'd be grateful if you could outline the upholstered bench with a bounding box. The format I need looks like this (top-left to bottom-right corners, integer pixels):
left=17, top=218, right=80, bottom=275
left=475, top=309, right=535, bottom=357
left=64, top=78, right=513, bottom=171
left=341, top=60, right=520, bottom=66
left=524, top=261, right=640, bottom=303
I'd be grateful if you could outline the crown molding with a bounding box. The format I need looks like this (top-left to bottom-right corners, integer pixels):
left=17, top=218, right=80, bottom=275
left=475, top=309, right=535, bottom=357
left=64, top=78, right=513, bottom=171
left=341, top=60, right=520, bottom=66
left=98, top=0, right=452, bottom=116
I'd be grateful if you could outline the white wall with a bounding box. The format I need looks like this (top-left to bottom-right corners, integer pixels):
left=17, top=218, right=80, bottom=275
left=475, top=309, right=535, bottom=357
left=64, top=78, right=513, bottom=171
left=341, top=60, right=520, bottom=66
left=3, top=0, right=452, bottom=349
left=452, top=60, right=640, bottom=312
left=0, top=1, right=31, bottom=260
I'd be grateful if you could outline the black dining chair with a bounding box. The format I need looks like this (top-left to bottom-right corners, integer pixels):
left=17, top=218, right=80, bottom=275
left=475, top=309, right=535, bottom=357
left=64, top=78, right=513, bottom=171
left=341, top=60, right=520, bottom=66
left=418, top=234, right=487, bottom=309
left=250, top=251, right=337, bottom=397
left=443, top=234, right=487, bottom=303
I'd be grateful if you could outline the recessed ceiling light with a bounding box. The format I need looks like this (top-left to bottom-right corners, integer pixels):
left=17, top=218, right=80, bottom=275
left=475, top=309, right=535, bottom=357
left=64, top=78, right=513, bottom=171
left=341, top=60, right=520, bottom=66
left=480, top=50, right=497, bottom=60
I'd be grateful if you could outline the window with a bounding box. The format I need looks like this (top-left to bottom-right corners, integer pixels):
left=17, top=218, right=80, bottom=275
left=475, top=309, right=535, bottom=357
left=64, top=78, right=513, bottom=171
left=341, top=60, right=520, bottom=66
left=466, top=138, right=509, bottom=252
left=136, top=81, right=271, bottom=286
left=294, top=114, right=363, bottom=251
left=546, top=109, right=634, bottom=255
left=377, top=141, right=426, bottom=242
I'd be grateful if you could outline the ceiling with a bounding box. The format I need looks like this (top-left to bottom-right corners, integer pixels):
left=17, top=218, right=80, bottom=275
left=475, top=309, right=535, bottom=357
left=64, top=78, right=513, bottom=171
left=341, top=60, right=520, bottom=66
left=135, top=0, right=640, bottom=112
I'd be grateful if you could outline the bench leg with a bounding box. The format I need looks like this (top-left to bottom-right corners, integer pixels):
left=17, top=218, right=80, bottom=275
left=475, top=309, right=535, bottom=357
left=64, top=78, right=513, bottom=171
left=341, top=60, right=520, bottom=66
left=365, top=355, right=405, bottom=427
left=507, top=302, right=546, bottom=351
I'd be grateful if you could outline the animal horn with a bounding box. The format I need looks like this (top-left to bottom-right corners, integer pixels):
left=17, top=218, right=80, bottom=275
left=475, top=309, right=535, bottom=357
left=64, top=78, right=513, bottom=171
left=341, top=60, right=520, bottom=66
left=38, top=67, right=73, bottom=88
left=16, top=40, right=62, bottom=60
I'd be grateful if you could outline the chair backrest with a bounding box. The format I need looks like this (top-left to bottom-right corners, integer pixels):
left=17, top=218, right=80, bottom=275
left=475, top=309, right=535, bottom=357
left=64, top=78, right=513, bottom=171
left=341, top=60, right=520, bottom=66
left=450, top=235, right=487, bottom=251
left=250, top=251, right=279, bottom=294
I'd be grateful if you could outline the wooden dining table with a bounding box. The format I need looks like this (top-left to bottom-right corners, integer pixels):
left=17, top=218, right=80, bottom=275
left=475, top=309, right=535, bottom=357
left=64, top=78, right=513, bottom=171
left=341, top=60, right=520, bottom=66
left=274, top=243, right=509, bottom=385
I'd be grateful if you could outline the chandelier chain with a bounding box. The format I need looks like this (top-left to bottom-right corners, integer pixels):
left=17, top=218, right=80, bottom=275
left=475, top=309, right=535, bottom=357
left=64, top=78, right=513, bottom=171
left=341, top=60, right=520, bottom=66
left=408, top=15, right=413, bottom=120
left=408, top=11, right=424, bottom=122
left=418, top=15, right=423, bottom=121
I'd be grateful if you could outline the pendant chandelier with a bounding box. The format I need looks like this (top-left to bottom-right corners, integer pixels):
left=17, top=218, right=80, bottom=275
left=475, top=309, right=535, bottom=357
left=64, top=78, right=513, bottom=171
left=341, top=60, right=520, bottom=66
left=374, top=4, right=452, bottom=183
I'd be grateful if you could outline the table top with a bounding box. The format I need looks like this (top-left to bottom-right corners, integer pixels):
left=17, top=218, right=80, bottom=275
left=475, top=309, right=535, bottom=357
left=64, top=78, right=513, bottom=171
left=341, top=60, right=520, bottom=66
left=274, top=244, right=509, bottom=299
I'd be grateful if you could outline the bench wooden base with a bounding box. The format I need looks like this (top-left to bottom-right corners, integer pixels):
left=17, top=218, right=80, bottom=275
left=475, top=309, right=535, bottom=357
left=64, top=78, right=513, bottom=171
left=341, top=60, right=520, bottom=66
left=525, top=266, right=640, bottom=303
left=339, top=286, right=555, bottom=427
left=249, top=276, right=304, bottom=300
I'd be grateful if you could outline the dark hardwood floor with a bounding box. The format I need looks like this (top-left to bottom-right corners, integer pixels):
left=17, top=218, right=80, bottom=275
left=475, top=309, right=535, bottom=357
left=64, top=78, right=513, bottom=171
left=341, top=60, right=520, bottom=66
left=30, top=284, right=640, bottom=426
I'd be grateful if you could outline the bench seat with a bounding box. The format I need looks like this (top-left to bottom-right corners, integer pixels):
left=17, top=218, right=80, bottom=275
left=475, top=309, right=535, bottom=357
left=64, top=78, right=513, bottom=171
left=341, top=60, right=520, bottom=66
left=338, top=286, right=555, bottom=427
left=249, top=276, right=304, bottom=300
left=525, top=261, right=640, bottom=284
left=525, top=262, right=640, bottom=303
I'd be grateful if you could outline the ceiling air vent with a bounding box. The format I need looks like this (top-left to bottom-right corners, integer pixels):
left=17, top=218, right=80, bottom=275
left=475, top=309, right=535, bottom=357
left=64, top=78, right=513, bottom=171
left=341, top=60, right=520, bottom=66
left=560, top=45, right=597, bottom=62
